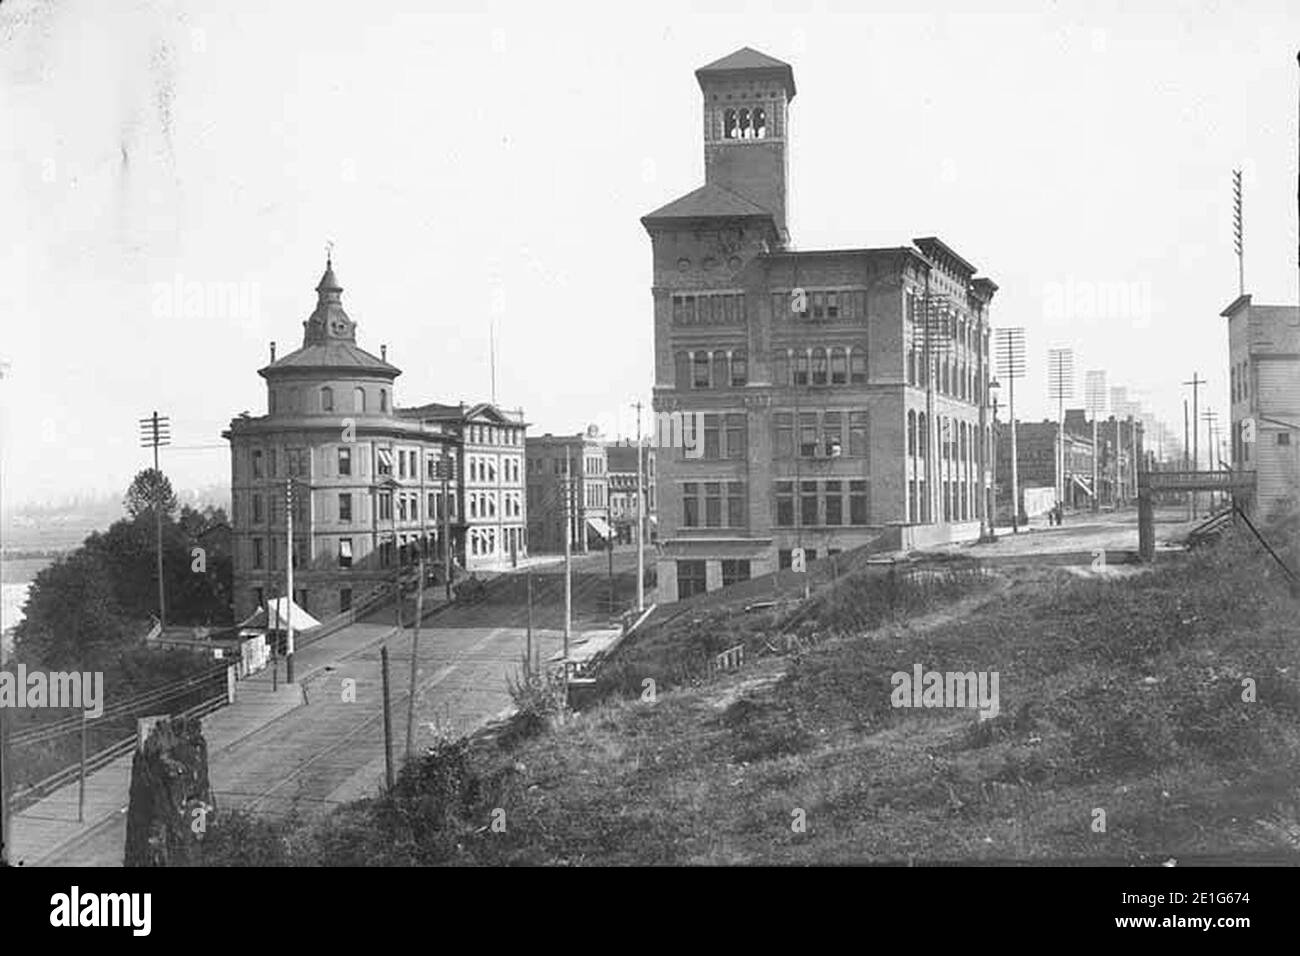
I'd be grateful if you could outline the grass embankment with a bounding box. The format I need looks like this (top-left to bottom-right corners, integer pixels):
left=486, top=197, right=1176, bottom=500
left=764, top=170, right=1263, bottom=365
left=199, top=528, right=1300, bottom=865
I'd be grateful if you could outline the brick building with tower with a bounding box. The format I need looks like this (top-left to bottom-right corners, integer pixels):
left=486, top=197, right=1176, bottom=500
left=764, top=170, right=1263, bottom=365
left=643, top=47, right=998, bottom=602
left=225, top=258, right=527, bottom=623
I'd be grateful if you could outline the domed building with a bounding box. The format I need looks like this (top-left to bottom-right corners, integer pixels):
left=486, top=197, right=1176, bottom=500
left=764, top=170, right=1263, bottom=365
left=225, top=257, right=528, bottom=623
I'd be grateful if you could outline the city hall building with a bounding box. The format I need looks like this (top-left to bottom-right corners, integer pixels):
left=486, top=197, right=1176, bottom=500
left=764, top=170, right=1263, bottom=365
left=643, top=48, right=998, bottom=602
left=225, top=259, right=527, bottom=623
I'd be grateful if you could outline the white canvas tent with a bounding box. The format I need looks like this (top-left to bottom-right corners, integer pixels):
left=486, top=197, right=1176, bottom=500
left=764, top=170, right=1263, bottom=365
left=240, top=597, right=321, bottom=633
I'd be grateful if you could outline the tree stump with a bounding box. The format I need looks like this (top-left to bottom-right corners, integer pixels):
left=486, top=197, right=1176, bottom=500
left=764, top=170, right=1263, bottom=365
left=123, top=716, right=215, bottom=867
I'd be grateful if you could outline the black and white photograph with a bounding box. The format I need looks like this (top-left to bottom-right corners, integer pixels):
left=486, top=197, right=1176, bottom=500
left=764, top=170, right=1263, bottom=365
left=0, top=0, right=1297, bottom=928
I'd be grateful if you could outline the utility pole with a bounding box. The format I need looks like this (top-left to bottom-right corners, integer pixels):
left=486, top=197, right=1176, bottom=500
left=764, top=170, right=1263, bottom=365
left=138, top=411, right=171, bottom=630
left=633, top=400, right=645, bottom=612
left=1, top=356, right=11, bottom=864
left=607, top=523, right=615, bottom=614
left=437, top=457, right=453, bottom=603
left=1184, top=399, right=1191, bottom=518
left=380, top=645, right=394, bottom=790
left=1085, top=371, right=1107, bottom=513
left=405, top=555, right=424, bottom=762
left=563, top=452, right=572, bottom=690
left=995, top=328, right=1025, bottom=532
left=1047, top=348, right=1074, bottom=511
left=1184, top=372, right=1204, bottom=517
left=1233, top=167, right=1245, bottom=296
left=285, top=479, right=295, bottom=684
left=525, top=570, right=534, bottom=668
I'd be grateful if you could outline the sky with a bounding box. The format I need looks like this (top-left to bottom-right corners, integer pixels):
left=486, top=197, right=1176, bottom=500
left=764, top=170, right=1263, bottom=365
left=2, top=0, right=1299, bottom=509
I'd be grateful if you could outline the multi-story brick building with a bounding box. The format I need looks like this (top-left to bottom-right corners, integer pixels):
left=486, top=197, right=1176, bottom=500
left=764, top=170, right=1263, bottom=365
left=225, top=259, right=527, bottom=623
left=606, top=443, right=656, bottom=544
left=1223, top=294, right=1300, bottom=518
left=524, top=432, right=610, bottom=553
left=642, top=47, right=998, bottom=602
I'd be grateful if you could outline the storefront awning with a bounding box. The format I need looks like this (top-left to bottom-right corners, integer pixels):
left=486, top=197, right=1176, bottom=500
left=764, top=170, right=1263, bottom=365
left=1071, top=474, right=1095, bottom=498
left=586, top=516, right=612, bottom=540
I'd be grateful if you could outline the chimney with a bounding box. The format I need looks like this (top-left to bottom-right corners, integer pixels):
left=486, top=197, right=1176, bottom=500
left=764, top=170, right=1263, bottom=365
left=381, top=344, right=387, bottom=361
left=270, top=341, right=276, bottom=362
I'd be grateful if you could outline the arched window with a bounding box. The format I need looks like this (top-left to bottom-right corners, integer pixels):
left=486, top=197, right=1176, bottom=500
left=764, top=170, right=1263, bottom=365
left=724, top=109, right=738, bottom=139
left=830, top=348, right=848, bottom=385
left=753, top=106, right=767, bottom=138
left=730, top=349, right=748, bottom=387
left=811, top=348, right=828, bottom=385
left=738, top=108, right=751, bottom=138
left=907, top=410, right=917, bottom=457
left=321, top=386, right=334, bottom=412
left=380, top=389, right=389, bottom=412
left=918, top=412, right=928, bottom=457
left=354, top=387, right=366, bottom=413
left=793, top=350, right=810, bottom=386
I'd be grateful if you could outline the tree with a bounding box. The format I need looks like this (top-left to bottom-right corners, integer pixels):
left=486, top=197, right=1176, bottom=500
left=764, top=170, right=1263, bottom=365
left=124, top=468, right=178, bottom=521
left=13, top=550, right=129, bottom=669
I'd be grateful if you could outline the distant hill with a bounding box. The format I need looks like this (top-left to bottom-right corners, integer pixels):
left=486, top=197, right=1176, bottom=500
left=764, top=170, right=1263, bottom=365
left=2, top=484, right=230, bottom=553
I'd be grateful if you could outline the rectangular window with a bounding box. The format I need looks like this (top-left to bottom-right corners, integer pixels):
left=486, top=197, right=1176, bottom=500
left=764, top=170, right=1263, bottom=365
left=823, top=411, right=843, bottom=457
left=775, top=412, right=794, bottom=458
left=850, top=480, right=869, bottom=524
left=725, top=413, right=746, bottom=459
left=849, top=411, right=869, bottom=457
left=693, top=352, right=711, bottom=388
left=825, top=480, right=843, bottom=525
left=683, top=482, right=700, bottom=528
left=252, top=538, right=264, bottom=569
left=778, top=549, right=792, bottom=570
left=338, top=447, right=352, bottom=476
left=252, top=449, right=264, bottom=479
left=826, top=291, right=840, bottom=319
left=721, top=559, right=751, bottom=587
left=684, top=295, right=697, bottom=324
left=253, top=587, right=265, bottom=609
left=801, top=480, right=818, bottom=526
left=377, top=447, right=392, bottom=476
left=775, top=481, right=794, bottom=527
left=704, top=413, right=721, bottom=459
left=268, top=449, right=277, bottom=478
left=379, top=492, right=392, bottom=521
left=253, top=494, right=264, bottom=524
left=287, top=448, right=308, bottom=478
left=339, top=588, right=352, bottom=612
left=851, top=351, right=868, bottom=384
left=799, top=412, right=818, bottom=458
left=812, top=292, right=825, bottom=319
left=793, top=351, right=809, bottom=386
left=726, top=481, right=745, bottom=528
left=398, top=449, right=408, bottom=479
left=677, top=560, right=707, bottom=599
left=705, top=482, right=722, bottom=527
left=830, top=349, right=847, bottom=385
left=1279, top=433, right=1292, bottom=446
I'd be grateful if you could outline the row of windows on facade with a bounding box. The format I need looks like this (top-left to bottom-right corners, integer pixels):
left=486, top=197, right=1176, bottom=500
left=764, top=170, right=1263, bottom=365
left=905, top=411, right=988, bottom=467
left=676, top=558, right=752, bottom=599
left=250, top=524, right=526, bottom=573
left=246, top=488, right=461, bottom=527
left=906, top=349, right=984, bottom=403
left=719, top=105, right=771, bottom=139
left=467, top=454, right=522, bottom=484
left=905, top=291, right=989, bottom=356
left=674, top=348, right=871, bottom=390
left=525, top=455, right=607, bottom=476
left=277, top=385, right=389, bottom=416
left=467, top=424, right=524, bottom=446
left=671, top=289, right=874, bottom=328
left=525, top=482, right=606, bottom=511
left=772, top=410, right=870, bottom=459
left=907, top=476, right=981, bottom=525
left=1230, top=361, right=1251, bottom=405
left=248, top=446, right=457, bottom=482
left=772, top=480, right=872, bottom=528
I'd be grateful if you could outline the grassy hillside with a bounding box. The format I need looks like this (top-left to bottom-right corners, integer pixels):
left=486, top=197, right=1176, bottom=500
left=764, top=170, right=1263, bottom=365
left=199, top=526, right=1300, bottom=865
